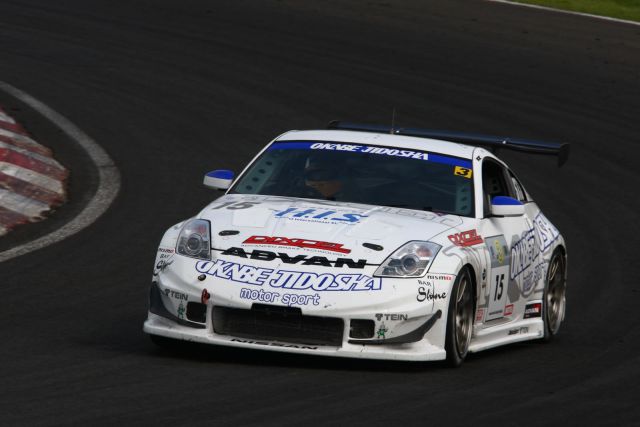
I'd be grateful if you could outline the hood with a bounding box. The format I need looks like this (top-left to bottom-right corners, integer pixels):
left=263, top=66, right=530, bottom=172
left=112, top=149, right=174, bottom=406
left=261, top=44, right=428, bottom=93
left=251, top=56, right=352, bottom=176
left=198, top=194, right=465, bottom=264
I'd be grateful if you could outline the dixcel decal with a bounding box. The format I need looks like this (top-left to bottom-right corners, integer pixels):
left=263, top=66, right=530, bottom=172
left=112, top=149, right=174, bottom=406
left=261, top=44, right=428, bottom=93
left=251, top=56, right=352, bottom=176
left=243, top=235, right=351, bottom=254
left=195, top=260, right=382, bottom=291
left=221, top=247, right=366, bottom=269
left=448, top=229, right=483, bottom=247
left=274, top=207, right=367, bottom=224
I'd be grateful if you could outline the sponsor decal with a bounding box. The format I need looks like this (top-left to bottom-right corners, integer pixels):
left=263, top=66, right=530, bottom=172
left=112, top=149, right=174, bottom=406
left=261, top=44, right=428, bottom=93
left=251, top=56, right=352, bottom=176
left=375, top=313, right=408, bottom=321
left=243, top=235, right=351, bottom=254
left=153, top=259, right=174, bottom=276
left=508, top=327, right=529, bottom=336
left=158, top=247, right=174, bottom=255
left=177, top=302, right=185, bottom=319
left=510, top=229, right=546, bottom=296
left=493, top=239, right=505, bottom=264
left=196, top=260, right=382, bottom=291
left=239, top=288, right=320, bottom=307
left=221, top=247, right=366, bottom=269
left=453, top=166, right=473, bottom=178
left=376, top=323, right=388, bottom=339
left=274, top=207, right=367, bottom=224
left=230, top=338, right=318, bottom=350
left=510, top=229, right=537, bottom=281
left=533, top=213, right=560, bottom=252
left=504, top=304, right=514, bottom=316
left=201, top=289, right=210, bottom=304
left=475, top=308, right=485, bottom=322
left=448, top=229, right=483, bottom=247
left=416, top=286, right=447, bottom=302
left=524, top=302, right=542, bottom=319
left=425, top=274, right=454, bottom=281
left=162, top=287, right=188, bottom=301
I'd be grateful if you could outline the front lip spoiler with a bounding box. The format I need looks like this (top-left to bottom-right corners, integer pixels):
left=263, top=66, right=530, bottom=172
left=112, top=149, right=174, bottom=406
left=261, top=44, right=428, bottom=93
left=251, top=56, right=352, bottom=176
left=348, top=310, right=442, bottom=345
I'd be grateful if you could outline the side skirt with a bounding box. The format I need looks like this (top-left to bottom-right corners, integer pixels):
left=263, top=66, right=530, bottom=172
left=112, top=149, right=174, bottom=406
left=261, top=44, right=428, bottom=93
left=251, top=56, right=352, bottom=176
left=468, top=318, right=544, bottom=353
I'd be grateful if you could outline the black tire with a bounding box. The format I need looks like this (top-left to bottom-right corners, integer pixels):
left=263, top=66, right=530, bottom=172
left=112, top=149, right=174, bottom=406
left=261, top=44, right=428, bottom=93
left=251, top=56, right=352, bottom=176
left=543, top=249, right=567, bottom=341
left=445, top=267, right=474, bottom=367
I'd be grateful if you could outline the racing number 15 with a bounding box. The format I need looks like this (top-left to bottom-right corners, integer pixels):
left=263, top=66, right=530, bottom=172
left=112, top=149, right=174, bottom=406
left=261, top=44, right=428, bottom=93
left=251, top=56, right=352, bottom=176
left=493, top=274, right=504, bottom=301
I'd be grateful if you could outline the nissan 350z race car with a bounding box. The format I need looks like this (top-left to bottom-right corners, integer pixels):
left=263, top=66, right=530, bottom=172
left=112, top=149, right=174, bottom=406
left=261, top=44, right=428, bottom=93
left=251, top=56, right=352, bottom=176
left=143, top=121, right=569, bottom=366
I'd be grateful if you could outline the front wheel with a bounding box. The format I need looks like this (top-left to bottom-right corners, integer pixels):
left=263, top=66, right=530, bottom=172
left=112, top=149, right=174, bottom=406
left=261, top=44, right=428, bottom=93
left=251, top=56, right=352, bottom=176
left=543, top=249, right=567, bottom=341
left=445, top=268, right=474, bottom=367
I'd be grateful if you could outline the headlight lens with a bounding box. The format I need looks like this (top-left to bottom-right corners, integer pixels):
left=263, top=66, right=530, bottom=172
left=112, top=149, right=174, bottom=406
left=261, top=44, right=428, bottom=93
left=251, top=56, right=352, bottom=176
left=374, top=241, right=441, bottom=277
left=176, top=219, right=211, bottom=260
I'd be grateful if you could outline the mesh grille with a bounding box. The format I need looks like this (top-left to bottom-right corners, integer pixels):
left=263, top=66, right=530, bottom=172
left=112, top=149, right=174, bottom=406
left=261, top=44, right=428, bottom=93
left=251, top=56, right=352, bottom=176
left=213, top=304, right=344, bottom=347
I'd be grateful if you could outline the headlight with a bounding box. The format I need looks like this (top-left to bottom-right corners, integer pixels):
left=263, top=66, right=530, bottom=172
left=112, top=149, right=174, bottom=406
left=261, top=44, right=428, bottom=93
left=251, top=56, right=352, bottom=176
left=176, top=219, right=211, bottom=260
left=374, top=241, right=441, bottom=277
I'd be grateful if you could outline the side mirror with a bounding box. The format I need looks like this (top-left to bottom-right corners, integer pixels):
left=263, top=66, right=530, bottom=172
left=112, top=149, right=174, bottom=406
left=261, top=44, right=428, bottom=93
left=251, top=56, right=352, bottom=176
left=203, top=169, right=234, bottom=191
left=490, top=196, right=525, bottom=217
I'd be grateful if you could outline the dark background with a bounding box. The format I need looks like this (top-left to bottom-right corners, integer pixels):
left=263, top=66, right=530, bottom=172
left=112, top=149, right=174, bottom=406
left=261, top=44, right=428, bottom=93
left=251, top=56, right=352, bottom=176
left=1, top=0, right=639, bottom=425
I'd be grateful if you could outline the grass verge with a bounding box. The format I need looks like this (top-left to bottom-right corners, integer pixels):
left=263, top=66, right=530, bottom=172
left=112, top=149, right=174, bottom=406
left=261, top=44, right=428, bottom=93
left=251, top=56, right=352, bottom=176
left=510, top=0, right=640, bottom=22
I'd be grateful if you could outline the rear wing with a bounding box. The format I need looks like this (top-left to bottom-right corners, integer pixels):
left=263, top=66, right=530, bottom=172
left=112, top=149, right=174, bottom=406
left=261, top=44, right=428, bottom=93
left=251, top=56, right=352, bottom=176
left=327, top=121, right=570, bottom=167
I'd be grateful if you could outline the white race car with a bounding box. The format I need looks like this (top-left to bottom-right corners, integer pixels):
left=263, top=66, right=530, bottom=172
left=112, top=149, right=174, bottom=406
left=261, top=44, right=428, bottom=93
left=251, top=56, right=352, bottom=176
left=144, top=122, right=569, bottom=366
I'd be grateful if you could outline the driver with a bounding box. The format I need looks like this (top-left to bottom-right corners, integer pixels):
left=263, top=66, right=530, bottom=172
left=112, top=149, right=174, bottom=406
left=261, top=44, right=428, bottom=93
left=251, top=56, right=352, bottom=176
left=303, top=155, right=346, bottom=200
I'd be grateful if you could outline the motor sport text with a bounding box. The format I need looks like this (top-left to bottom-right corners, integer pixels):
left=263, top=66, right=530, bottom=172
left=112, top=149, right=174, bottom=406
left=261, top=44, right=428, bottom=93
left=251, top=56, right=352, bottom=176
left=239, top=288, right=320, bottom=306
left=221, top=247, right=366, bottom=268
left=243, top=235, right=351, bottom=254
left=196, top=260, right=382, bottom=291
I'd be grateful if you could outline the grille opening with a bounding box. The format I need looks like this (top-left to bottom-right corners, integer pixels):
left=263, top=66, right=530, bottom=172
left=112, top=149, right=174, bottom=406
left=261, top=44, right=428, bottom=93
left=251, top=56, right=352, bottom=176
left=349, top=319, right=375, bottom=339
left=186, top=302, right=207, bottom=323
left=213, top=305, right=344, bottom=347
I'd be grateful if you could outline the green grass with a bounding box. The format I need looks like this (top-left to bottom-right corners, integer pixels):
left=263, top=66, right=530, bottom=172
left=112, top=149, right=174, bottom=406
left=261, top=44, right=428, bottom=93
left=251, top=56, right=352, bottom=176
left=511, top=0, right=640, bottom=22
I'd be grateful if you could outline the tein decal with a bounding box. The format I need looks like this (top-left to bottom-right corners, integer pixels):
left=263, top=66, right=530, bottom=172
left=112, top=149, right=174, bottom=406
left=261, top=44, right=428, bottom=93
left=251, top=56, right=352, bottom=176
left=243, top=235, right=351, bottom=254
left=196, top=260, right=382, bottom=291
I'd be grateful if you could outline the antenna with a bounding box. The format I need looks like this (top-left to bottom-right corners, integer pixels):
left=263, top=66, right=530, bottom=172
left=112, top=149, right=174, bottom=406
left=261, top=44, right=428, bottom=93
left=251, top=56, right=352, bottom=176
left=390, top=108, right=396, bottom=134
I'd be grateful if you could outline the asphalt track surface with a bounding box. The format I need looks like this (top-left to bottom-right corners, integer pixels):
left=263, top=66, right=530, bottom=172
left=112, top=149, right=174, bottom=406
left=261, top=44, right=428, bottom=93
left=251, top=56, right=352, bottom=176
left=1, top=1, right=639, bottom=425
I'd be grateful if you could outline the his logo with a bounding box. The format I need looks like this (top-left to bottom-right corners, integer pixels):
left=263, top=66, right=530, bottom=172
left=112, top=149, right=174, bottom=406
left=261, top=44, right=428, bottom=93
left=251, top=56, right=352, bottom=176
left=448, top=229, right=483, bottom=247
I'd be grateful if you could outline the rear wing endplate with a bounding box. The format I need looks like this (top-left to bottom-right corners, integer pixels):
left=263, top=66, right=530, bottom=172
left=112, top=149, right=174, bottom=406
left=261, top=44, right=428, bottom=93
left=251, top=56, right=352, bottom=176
left=327, top=121, right=570, bottom=167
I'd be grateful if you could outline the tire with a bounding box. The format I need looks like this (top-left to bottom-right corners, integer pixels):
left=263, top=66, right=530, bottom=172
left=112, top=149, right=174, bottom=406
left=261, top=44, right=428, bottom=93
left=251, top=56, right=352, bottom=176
left=543, top=249, right=567, bottom=341
left=445, top=267, right=474, bottom=367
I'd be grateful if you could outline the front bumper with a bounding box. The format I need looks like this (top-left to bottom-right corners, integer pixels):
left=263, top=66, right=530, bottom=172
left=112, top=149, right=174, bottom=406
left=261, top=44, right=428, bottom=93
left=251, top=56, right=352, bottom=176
left=144, top=254, right=453, bottom=361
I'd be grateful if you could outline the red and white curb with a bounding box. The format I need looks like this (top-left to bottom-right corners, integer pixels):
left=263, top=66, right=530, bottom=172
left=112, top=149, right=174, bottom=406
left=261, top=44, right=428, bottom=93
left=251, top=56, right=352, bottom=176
left=0, top=106, right=68, bottom=236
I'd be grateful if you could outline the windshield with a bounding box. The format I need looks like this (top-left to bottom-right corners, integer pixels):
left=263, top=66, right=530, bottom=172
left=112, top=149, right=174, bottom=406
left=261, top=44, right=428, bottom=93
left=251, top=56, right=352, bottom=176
left=230, top=141, right=474, bottom=216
